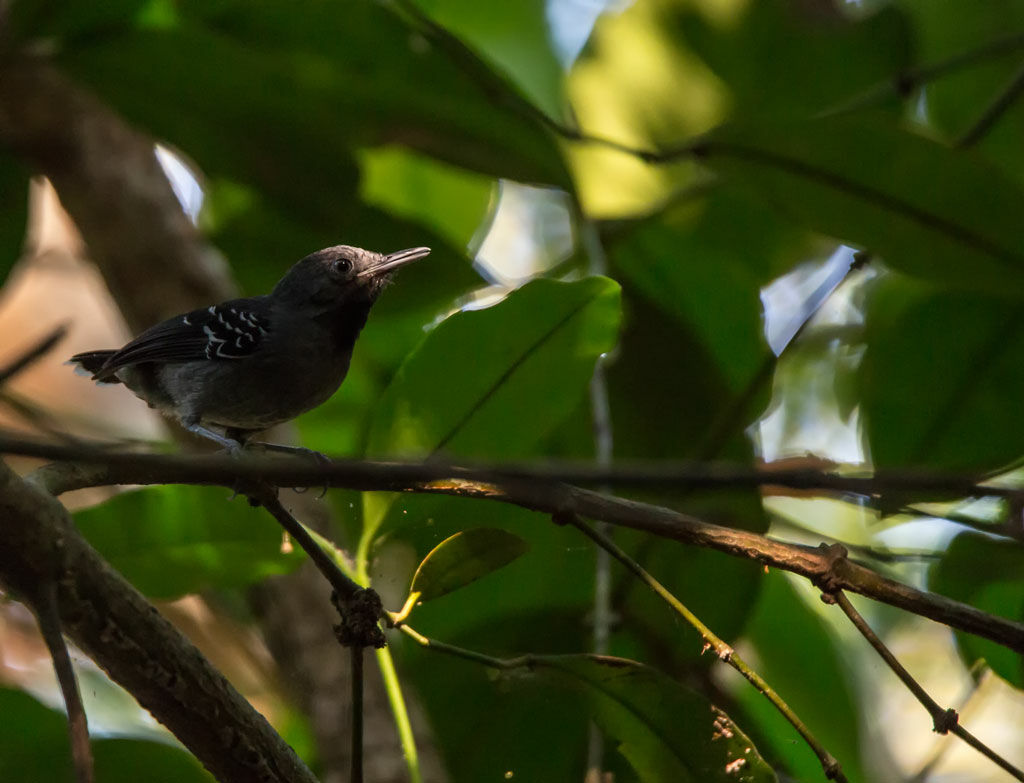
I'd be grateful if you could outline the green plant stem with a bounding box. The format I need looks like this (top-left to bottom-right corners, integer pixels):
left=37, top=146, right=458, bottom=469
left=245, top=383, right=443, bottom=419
left=300, top=524, right=424, bottom=783
left=252, top=486, right=362, bottom=601
left=568, top=516, right=847, bottom=783
left=375, top=645, right=423, bottom=783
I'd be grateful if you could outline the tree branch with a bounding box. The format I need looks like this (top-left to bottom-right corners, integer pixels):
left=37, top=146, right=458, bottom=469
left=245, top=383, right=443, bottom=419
left=32, top=580, right=93, bottom=783
left=0, top=459, right=317, bottom=783
left=827, top=589, right=1024, bottom=781
left=10, top=441, right=1024, bottom=656
left=0, top=57, right=234, bottom=332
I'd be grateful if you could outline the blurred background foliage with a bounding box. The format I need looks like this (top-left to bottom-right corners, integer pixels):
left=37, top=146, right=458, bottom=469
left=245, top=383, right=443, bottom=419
left=1, top=0, right=1024, bottom=781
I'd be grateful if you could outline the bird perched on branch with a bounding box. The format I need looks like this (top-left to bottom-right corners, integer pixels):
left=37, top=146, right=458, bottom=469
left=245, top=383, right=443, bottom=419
left=70, top=244, right=430, bottom=453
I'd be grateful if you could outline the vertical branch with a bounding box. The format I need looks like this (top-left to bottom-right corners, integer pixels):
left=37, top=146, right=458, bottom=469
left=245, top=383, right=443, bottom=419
left=33, top=582, right=93, bottom=783
left=350, top=647, right=365, bottom=783
left=579, top=218, right=615, bottom=777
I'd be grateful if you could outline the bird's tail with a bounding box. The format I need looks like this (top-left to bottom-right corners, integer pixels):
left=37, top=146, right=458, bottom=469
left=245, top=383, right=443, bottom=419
left=67, top=350, right=121, bottom=384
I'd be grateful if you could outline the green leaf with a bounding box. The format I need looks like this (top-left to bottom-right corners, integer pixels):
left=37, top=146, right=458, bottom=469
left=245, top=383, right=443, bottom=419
left=535, top=655, right=777, bottom=782
left=360, top=276, right=620, bottom=573
left=679, top=0, right=910, bottom=119
left=0, top=688, right=212, bottom=782
left=861, top=277, right=1024, bottom=471
left=0, top=688, right=73, bottom=780
left=701, top=115, right=1024, bottom=295
left=94, top=738, right=213, bottom=783
left=74, top=486, right=304, bottom=600
left=60, top=2, right=571, bottom=194
left=898, top=1, right=1024, bottom=185
left=930, top=533, right=1024, bottom=688
left=411, top=0, right=565, bottom=120
left=409, top=527, right=529, bottom=603
left=367, top=276, right=621, bottom=460
left=358, top=147, right=495, bottom=254
left=609, top=189, right=817, bottom=391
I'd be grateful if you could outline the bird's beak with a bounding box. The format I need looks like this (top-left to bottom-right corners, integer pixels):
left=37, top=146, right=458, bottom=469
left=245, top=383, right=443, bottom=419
left=360, top=246, right=431, bottom=277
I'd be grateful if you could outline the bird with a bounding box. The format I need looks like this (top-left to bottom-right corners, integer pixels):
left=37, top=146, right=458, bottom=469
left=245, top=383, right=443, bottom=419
left=70, top=244, right=431, bottom=453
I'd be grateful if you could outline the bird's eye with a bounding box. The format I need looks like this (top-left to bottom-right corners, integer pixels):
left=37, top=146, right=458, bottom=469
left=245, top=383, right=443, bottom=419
left=333, top=257, right=353, bottom=276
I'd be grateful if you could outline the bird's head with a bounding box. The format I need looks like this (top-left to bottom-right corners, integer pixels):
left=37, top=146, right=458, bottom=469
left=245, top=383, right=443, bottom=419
left=272, top=245, right=431, bottom=309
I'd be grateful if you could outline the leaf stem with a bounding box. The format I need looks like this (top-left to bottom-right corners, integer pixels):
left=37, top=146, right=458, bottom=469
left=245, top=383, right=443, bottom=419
left=375, top=645, right=423, bottom=783
left=568, top=516, right=847, bottom=782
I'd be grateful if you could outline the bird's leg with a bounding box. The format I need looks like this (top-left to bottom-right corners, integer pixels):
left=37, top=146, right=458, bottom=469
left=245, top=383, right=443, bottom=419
left=246, top=441, right=331, bottom=497
left=184, top=421, right=245, bottom=454
left=247, top=441, right=329, bottom=462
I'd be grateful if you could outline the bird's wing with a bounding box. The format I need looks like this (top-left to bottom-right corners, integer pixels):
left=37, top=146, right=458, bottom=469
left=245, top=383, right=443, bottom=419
left=93, top=299, right=271, bottom=378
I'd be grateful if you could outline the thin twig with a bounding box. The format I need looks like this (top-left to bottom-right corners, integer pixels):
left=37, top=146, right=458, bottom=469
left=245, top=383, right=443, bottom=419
left=697, top=252, right=869, bottom=460
left=823, top=32, right=1024, bottom=118
left=828, top=591, right=1024, bottom=781
left=567, top=515, right=847, bottom=782
left=957, top=58, right=1024, bottom=148
left=33, top=581, right=93, bottom=783
left=247, top=484, right=362, bottom=603
left=350, top=646, right=364, bottom=783
left=0, top=461, right=317, bottom=783
left=0, top=324, right=68, bottom=387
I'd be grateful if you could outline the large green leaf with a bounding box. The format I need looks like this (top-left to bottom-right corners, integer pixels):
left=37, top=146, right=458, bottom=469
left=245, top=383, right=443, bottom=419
left=59, top=2, right=570, bottom=196
left=359, top=276, right=620, bottom=572
left=0, top=688, right=212, bottom=782
left=700, top=115, right=1024, bottom=295
left=366, top=276, right=621, bottom=459
left=608, top=189, right=819, bottom=392
left=861, top=277, right=1024, bottom=471
left=94, top=738, right=213, bottom=783
left=358, top=146, right=495, bottom=254
left=411, top=0, right=565, bottom=120
left=679, top=0, right=910, bottom=119
left=898, top=1, right=1024, bottom=184
left=74, top=486, right=304, bottom=600
left=602, top=279, right=769, bottom=656
left=930, top=532, right=1024, bottom=689
left=535, top=655, right=777, bottom=782
left=0, top=688, right=73, bottom=780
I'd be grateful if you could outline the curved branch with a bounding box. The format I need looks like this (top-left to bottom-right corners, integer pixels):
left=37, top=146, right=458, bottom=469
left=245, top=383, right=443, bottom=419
left=10, top=441, right=1024, bottom=656
left=0, top=460, right=317, bottom=783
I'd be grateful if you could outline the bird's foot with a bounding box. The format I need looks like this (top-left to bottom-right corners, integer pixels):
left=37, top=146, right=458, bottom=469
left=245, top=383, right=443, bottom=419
left=247, top=441, right=331, bottom=497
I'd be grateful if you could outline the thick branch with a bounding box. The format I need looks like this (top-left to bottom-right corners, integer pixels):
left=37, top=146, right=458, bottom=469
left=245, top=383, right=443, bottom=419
left=13, top=443, right=1024, bottom=656
left=0, top=57, right=234, bottom=330
left=0, top=460, right=316, bottom=783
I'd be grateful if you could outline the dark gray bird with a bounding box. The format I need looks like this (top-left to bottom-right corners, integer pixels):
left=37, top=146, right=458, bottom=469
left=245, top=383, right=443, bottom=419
left=70, top=244, right=430, bottom=452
